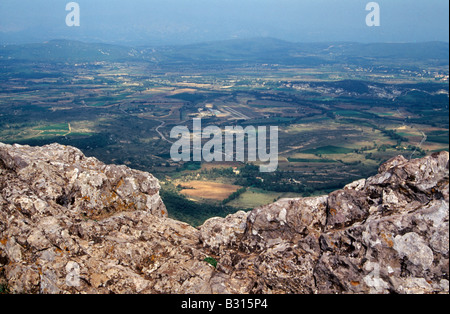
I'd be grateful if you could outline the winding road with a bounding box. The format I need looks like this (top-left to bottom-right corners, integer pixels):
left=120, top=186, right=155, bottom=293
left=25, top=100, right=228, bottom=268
left=155, top=120, right=174, bottom=144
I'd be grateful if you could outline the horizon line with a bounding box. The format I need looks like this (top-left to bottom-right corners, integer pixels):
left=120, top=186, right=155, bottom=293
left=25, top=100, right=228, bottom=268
left=1, top=36, right=449, bottom=48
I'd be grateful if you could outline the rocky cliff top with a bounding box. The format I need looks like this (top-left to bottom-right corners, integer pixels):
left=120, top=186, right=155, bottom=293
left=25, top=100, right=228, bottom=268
left=0, top=142, right=448, bottom=294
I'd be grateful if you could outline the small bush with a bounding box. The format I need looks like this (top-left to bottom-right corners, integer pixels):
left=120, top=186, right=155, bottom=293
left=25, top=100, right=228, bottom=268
left=203, top=257, right=218, bottom=269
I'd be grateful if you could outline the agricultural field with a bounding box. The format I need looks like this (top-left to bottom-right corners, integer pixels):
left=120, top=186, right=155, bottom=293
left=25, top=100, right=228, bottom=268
left=1, top=39, right=448, bottom=225
left=227, top=187, right=304, bottom=210
left=178, top=181, right=242, bottom=201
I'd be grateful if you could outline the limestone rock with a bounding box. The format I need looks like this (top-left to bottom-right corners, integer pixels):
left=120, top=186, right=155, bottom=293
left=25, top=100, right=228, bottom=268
left=1, top=142, right=448, bottom=294
left=0, top=143, right=211, bottom=294
left=199, top=152, right=449, bottom=294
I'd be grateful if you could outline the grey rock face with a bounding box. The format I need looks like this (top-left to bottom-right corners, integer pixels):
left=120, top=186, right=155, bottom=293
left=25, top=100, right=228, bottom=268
left=199, top=151, right=449, bottom=294
left=1, top=143, right=448, bottom=294
left=0, top=143, right=213, bottom=294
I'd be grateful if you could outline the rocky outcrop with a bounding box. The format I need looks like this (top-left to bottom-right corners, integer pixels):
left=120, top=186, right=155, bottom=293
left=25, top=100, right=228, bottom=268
left=1, top=142, right=448, bottom=294
left=198, top=152, right=449, bottom=294
left=0, top=143, right=211, bottom=294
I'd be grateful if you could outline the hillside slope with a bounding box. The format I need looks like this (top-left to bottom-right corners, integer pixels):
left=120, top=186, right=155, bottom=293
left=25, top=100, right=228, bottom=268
left=1, top=39, right=448, bottom=65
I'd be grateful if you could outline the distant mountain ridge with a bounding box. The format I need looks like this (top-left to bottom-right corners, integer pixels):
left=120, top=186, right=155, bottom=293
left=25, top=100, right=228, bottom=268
left=1, top=38, right=448, bottom=65
left=0, top=40, right=139, bottom=63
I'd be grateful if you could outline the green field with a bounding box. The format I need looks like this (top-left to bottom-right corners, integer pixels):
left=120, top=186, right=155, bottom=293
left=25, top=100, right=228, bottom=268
left=288, top=158, right=336, bottom=163
left=40, top=131, right=67, bottom=136
left=427, top=131, right=449, bottom=144
left=301, top=145, right=355, bottom=155
left=227, top=187, right=303, bottom=209
left=35, top=123, right=69, bottom=131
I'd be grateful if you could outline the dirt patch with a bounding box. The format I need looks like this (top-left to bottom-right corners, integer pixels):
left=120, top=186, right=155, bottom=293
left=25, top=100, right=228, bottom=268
left=180, top=181, right=242, bottom=201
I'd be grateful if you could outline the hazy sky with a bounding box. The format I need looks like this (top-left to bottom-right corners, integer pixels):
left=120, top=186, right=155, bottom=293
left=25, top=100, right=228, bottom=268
left=0, top=0, right=448, bottom=45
